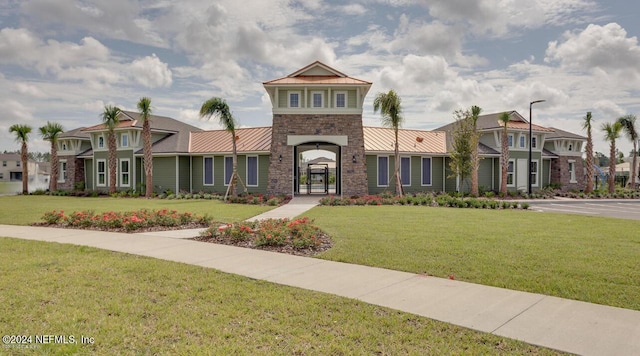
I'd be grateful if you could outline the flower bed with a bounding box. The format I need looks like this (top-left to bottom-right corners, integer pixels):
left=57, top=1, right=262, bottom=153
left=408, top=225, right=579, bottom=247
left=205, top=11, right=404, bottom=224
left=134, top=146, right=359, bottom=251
left=39, top=209, right=214, bottom=232
left=194, top=217, right=331, bottom=256
left=319, top=193, right=530, bottom=210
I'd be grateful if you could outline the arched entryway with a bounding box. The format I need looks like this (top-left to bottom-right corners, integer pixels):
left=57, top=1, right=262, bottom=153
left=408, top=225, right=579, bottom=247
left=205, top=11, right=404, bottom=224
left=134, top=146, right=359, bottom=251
left=294, top=142, right=341, bottom=195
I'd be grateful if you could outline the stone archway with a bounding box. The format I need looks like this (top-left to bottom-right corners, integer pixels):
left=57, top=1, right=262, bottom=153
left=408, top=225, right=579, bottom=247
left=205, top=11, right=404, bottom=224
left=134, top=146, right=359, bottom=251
left=295, top=142, right=340, bottom=195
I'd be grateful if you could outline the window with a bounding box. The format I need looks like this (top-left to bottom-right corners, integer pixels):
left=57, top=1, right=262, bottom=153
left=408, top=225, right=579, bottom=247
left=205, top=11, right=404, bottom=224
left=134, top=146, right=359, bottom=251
left=519, top=135, right=526, bottom=148
left=62, top=143, right=67, bottom=151
left=312, top=92, right=323, bottom=108
left=121, top=133, right=129, bottom=147
left=569, top=160, right=577, bottom=183
left=0, top=173, right=3, bottom=179
left=2, top=161, right=6, bottom=167
left=507, top=134, right=514, bottom=147
left=97, top=159, right=106, bottom=187
left=288, top=92, right=300, bottom=108
left=247, top=156, right=258, bottom=186
left=400, top=157, right=411, bottom=186
left=377, top=156, right=389, bottom=186
left=335, top=92, right=346, bottom=108
left=530, top=160, right=538, bottom=187
left=59, top=160, right=67, bottom=183
left=203, top=157, right=214, bottom=185
left=568, top=143, right=573, bottom=151
left=98, top=136, right=104, bottom=149
left=421, top=157, right=432, bottom=186
left=507, top=160, right=514, bottom=186
left=531, top=136, right=537, bottom=149
left=224, top=156, right=233, bottom=185
left=120, top=159, right=130, bottom=187
left=16, top=160, right=20, bottom=167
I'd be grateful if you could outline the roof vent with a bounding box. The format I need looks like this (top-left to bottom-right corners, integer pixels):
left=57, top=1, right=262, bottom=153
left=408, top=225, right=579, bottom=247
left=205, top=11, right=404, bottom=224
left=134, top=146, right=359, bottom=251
left=416, top=137, right=423, bottom=143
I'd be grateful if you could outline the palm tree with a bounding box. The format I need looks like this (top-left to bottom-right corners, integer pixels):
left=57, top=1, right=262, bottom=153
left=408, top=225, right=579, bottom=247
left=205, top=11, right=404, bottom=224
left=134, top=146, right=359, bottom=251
left=469, top=105, right=482, bottom=196
left=9, top=124, right=32, bottom=194
left=601, top=121, right=623, bottom=193
left=499, top=112, right=511, bottom=195
left=617, top=114, right=638, bottom=189
left=39, top=122, right=64, bottom=192
left=100, top=105, right=121, bottom=194
left=373, top=89, right=404, bottom=196
left=138, top=97, right=154, bottom=197
left=582, top=112, right=595, bottom=193
left=199, top=97, right=245, bottom=198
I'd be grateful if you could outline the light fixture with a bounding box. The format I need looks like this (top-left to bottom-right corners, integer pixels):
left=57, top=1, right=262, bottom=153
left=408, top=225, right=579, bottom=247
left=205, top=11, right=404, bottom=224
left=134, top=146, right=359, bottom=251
left=528, top=99, right=546, bottom=195
left=278, top=154, right=282, bottom=162
left=352, top=155, right=357, bottom=163
left=316, top=143, right=319, bottom=150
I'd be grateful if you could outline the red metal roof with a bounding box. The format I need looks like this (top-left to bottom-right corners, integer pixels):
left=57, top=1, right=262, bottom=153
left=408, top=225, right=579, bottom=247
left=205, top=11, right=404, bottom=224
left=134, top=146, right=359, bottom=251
left=363, top=127, right=447, bottom=154
left=264, top=76, right=372, bottom=85
left=190, top=127, right=272, bottom=153
left=503, top=121, right=555, bottom=132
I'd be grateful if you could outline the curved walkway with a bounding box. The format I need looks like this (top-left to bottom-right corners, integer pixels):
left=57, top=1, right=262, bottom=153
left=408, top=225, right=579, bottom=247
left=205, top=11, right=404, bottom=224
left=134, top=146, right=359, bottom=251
left=1, top=197, right=639, bottom=355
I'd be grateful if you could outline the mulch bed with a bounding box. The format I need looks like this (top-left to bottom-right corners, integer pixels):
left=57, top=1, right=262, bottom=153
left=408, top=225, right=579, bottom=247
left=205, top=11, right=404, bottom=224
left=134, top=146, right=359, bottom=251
left=32, top=222, right=212, bottom=234
left=191, top=232, right=333, bottom=257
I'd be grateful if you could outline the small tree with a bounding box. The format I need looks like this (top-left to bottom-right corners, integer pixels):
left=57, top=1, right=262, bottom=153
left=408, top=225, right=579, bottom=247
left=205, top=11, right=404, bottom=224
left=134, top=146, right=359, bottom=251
left=39, top=122, right=64, bottom=191
left=100, top=105, right=121, bottom=194
left=617, top=114, right=638, bottom=189
left=582, top=112, right=595, bottom=193
left=138, top=97, right=154, bottom=197
left=199, top=97, right=246, bottom=199
left=373, top=89, right=404, bottom=196
left=449, top=109, right=474, bottom=193
left=9, top=124, right=32, bottom=194
left=469, top=105, right=482, bottom=196
left=601, top=121, right=622, bottom=193
left=498, top=112, right=511, bottom=195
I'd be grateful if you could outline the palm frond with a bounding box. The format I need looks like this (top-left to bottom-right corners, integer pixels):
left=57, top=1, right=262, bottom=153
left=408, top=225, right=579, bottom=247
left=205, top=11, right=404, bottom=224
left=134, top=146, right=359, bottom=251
left=200, top=97, right=236, bottom=132
left=9, top=124, right=32, bottom=143
left=100, top=105, right=121, bottom=130
left=373, top=89, right=403, bottom=129
left=39, top=121, right=64, bottom=141
left=137, top=97, right=153, bottom=121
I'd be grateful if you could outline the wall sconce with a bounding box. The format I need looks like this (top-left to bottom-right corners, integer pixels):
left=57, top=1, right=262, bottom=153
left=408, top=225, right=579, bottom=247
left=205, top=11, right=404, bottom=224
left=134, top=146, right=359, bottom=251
left=278, top=154, right=282, bottom=162
left=352, top=155, right=357, bottom=163
left=316, top=143, right=319, bottom=150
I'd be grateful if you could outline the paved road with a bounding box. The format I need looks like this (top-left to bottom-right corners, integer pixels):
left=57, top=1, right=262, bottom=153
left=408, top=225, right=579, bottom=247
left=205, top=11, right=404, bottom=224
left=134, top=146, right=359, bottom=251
left=528, top=200, right=640, bottom=220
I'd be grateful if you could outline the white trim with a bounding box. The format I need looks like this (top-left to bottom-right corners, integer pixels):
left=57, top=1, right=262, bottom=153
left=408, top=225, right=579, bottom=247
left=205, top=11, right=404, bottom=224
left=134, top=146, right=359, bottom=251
left=288, top=91, right=301, bottom=108
left=531, top=135, right=538, bottom=149
left=203, top=156, right=214, bottom=186
left=120, top=133, right=129, bottom=148
left=518, top=134, right=526, bottom=148
left=287, top=135, right=348, bottom=146
left=311, top=91, right=324, bottom=108
left=421, top=156, right=433, bottom=186
left=119, top=158, right=131, bottom=187
left=568, top=159, right=577, bottom=183
left=334, top=91, right=347, bottom=108
left=400, top=156, right=411, bottom=186
left=175, top=156, right=179, bottom=193
left=531, top=159, right=539, bottom=187
left=96, top=159, right=107, bottom=187
left=507, top=159, right=515, bottom=187
left=246, top=155, right=259, bottom=187
left=58, top=159, right=67, bottom=183
left=507, top=133, right=514, bottom=148
left=377, top=155, right=389, bottom=187
left=97, top=135, right=105, bottom=149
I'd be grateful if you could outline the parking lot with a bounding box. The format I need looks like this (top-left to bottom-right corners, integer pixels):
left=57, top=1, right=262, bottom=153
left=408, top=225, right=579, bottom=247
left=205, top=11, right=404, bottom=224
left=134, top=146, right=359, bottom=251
left=527, top=200, right=640, bottom=220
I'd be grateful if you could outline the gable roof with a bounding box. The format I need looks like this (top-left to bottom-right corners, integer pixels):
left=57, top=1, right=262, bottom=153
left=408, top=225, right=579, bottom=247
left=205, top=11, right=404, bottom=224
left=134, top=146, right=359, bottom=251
left=263, top=61, right=372, bottom=86
left=546, top=127, right=586, bottom=140
left=436, top=111, right=554, bottom=133
left=59, top=127, right=90, bottom=139
left=189, top=127, right=272, bottom=154
left=363, top=126, right=447, bottom=154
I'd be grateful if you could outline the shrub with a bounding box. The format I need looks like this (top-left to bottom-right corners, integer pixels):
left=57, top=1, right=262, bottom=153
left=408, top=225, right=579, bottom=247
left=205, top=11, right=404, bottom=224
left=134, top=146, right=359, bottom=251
left=42, top=210, right=65, bottom=224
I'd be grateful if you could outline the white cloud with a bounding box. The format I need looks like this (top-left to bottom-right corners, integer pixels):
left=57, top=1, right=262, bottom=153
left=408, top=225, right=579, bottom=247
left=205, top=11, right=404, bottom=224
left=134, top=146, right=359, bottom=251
left=14, top=82, right=46, bottom=98
left=129, top=54, right=173, bottom=88
left=545, top=23, right=640, bottom=79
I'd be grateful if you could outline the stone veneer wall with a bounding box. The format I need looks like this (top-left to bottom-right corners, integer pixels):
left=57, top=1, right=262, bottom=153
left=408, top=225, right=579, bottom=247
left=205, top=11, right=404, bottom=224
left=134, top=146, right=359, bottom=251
left=57, top=156, right=84, bottom=191
left=267, top=114, right=368, bottom=196
left=550, top=156, right=585, bottom=191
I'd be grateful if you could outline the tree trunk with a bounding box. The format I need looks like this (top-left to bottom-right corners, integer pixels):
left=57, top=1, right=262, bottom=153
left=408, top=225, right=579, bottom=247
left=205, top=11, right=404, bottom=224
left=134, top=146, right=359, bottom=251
left=108, top=131, right=117, bottom=194
left=231, top=132, right=238, bottom=197
left=143, top=119, right=153, bottom=198
left=631, top=143, right=637, bottom=189
left=608, top=142, right=616, bottom=193
left=584, top=131, right=594, bottom=193
left=394, top=128, right=402, bottom=196
left=21, top=142, right=28, bottom=195
left=50, top=141, right=58, bottom=192
left=500, top=130, right=509, bottom=195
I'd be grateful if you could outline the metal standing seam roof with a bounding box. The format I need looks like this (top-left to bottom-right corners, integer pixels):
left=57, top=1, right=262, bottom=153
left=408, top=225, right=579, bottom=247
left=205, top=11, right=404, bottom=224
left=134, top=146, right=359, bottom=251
left=263, top=76, right=372, bottom=85
left=503, top=121, right=555, bottom=132
left=189, top=127, right=272, bottom=153
left=363, top=126, right=448, bottom=154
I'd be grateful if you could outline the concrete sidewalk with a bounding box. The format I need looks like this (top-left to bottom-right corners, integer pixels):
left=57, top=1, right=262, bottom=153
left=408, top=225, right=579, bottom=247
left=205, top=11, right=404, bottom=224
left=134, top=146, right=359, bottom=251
left=1, top=197, right=639, bottom=355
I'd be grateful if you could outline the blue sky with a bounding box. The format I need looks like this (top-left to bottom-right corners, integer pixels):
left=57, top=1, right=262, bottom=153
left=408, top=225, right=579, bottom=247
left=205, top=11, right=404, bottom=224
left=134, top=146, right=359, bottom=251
left=1, top=0, right=640, bottom=156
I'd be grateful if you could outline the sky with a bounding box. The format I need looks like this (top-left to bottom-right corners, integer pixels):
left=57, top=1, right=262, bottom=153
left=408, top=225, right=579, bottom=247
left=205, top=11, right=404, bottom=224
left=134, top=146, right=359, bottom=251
left=1, top=0, right=640, bottom=157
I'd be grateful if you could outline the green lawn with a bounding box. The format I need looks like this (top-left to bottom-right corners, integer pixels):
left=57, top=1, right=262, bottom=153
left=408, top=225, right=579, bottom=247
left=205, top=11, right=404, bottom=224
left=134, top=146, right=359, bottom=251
left=0, top=238, right=562, bottom=355
left=305, top=206, right=640, bottom=311
left=0, top=195, right=273, bottom=225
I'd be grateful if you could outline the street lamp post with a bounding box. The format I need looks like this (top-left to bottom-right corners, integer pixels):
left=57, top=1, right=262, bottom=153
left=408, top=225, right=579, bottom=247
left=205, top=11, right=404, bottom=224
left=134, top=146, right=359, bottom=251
left=528, top=100, right=546, bottom=195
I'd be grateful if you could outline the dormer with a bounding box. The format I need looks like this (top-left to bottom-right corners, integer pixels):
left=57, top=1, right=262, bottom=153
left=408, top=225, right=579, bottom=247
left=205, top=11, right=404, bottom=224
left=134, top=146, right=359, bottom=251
left=57, top=127, right=91, bottom=155
left=544, top=127, right=586, bottom=156
left=263, top=61, right=372, bottom=115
